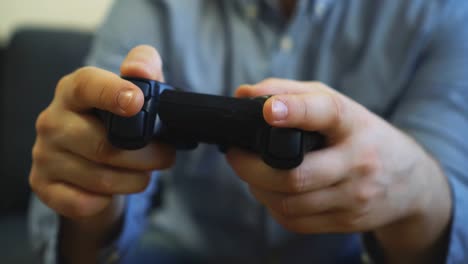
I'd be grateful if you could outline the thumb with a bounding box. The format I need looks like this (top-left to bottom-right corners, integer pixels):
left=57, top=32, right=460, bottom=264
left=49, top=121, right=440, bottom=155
left=237, top=78, right=360, bottom=139
left=120, top=45, right=165, bottom=82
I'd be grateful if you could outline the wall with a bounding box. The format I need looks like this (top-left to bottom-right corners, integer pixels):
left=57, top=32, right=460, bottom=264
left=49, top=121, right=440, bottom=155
left=0, top=0, right=114, bottom=44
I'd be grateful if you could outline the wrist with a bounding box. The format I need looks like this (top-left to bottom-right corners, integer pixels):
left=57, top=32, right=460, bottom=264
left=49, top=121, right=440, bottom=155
left=59, top=195, right=126, bottom=263
left=374, top=148, right=452, bottom=263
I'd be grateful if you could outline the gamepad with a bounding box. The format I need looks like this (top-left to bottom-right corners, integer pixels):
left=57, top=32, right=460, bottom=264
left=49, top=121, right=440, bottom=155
left=98, top=77, right=325, bottom=169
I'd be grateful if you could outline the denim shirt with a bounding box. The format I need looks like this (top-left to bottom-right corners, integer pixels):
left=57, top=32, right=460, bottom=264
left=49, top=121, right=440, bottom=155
left=29, top=0, right=468, bottom=263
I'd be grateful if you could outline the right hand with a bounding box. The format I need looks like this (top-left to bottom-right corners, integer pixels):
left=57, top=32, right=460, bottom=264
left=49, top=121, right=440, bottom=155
left=29, top=45, right=175, bottom=236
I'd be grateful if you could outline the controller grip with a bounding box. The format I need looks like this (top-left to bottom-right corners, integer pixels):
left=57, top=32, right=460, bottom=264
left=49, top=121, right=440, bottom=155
left=261, top=127, right=325, bottom=169
left=98, top=77, right=169, bottom=149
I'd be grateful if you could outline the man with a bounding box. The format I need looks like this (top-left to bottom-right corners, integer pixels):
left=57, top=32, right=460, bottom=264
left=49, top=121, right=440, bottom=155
left=29, top=0, right=468, bottom=263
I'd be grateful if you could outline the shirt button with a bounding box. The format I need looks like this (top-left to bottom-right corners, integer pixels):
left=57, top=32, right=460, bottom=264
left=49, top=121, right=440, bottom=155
left=246, top=4, right=258, bottom=19
left=280, top=36, right=294, bottom=52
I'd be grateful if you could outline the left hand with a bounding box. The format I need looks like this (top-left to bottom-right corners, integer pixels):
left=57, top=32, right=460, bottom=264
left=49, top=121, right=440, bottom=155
left=226, top=78, right=451, bottom=239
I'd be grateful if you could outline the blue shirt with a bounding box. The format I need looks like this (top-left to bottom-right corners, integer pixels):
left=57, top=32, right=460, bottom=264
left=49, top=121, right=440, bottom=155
left=29, top=0, right=468, bottom=263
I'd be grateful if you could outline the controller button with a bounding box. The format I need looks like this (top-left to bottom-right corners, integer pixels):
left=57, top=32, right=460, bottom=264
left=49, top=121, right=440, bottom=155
left=132, top=80, right=151, bottom=98
left=268, top=128, right=301, bottom=159
left=110, top=112, right=147, bottom=139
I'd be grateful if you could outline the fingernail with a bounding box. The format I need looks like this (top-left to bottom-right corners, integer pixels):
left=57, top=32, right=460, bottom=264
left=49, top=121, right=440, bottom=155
left=272, top=99, right=288, bottom=121
left=117, top=90, right=135, bottom=111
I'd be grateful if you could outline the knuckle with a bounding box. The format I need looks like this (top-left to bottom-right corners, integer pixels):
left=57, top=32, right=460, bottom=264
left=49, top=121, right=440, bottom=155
left=96, top=77, right=117, bottom=110
left=55, top=72, right=82, bottom=99
left=299, top=96, right=310, bottom=124
left=98, top=173, right=115, bottom=193
left=35, top=109, right=56, bottom=136
left=31, top=180, right=53, bottom=207
left=71, top=67, right=94, bottom=100
left=54, top=75, right=71, bottom=97
left=97, top=83, right=108, bottom=109
left=327, top=93, right=345, bottom=128
left=94, top=137, right=112, bottom=164
left=278, top=197, right=292, bottom=217
left=353, top=185, right=375, bottom=206
left=356, top=182, right=385, bottom=209
left=284, top=168, right=305, bottom=193
left=28, top=170, right=41, bottom=192
left=353, top=146, right=381, bottom=176
left=61, top=120, right=84, bottom=142
left=73, top=66, right=119, bottom=111
left=31, top=142, right=49, bottom=165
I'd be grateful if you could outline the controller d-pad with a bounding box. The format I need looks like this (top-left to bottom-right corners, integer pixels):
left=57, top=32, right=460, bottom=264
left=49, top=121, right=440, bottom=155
left=132, top=80, right=151, bottom=98
left=110, top=112, right=147, bottom=139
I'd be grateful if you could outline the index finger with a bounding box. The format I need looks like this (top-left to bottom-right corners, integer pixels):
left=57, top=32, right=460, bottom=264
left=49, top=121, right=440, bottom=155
left=57, top=45, right=165, bottom=116
left=226, top=146, right=350, bottom=194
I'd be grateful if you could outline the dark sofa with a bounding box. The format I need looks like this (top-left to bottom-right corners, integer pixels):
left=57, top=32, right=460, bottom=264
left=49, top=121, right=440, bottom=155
left=0, top=27, right=93, bottom=263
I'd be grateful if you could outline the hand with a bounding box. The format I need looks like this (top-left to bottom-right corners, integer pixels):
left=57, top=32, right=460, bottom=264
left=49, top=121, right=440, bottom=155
left=29, top=45, right=175, bottom=260
left=226, top=78, right=452, bottom=263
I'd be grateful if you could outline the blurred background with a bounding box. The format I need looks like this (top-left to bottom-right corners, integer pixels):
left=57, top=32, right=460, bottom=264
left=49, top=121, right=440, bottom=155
left=0, top=0, right=113, bottom=44
left=0, top=1, right=113, bottom=263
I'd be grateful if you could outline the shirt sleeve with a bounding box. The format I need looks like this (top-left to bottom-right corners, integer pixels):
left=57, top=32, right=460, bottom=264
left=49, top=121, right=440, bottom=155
left=364, top=1, right=468, bottom=263
left=97, top=173, right=160, bottom=264
left=84, top=0, right=172, bottom=74
left=28, top=0, right=172, bottom=263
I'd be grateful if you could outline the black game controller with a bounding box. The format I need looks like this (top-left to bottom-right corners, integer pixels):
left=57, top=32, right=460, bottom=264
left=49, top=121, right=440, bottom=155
left=98, top=77, right=325, bottom=169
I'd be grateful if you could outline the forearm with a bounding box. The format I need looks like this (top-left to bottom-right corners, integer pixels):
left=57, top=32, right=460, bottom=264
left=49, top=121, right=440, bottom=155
left=373, top=148, right=452, bottom=264
left=60, top=196, right=125, bottom=264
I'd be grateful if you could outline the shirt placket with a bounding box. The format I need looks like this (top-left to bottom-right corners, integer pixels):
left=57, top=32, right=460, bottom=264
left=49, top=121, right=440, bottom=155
left=267, top=0, right=334, bottom=80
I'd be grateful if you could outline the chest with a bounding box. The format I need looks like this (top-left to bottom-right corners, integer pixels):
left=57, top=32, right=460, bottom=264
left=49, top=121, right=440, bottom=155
left=167, top=0, right=430, bottom=117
